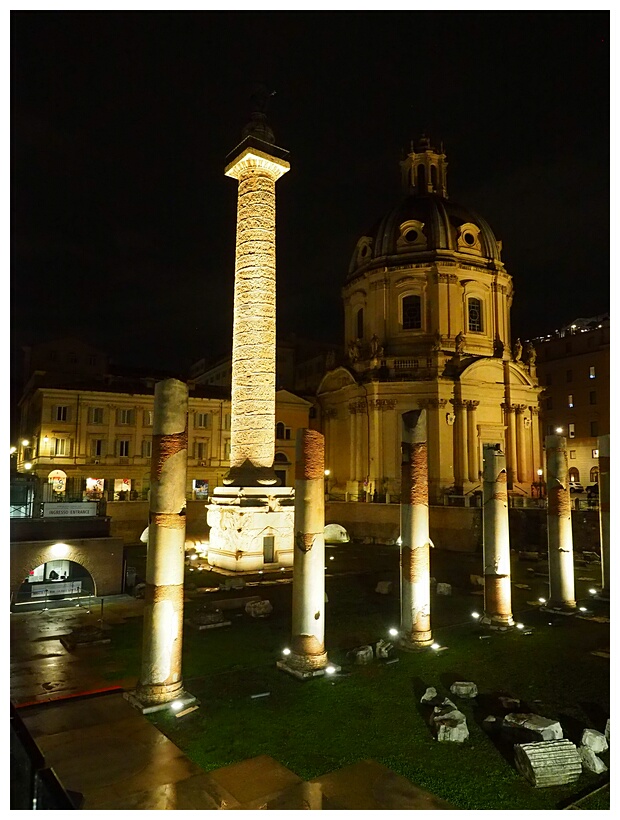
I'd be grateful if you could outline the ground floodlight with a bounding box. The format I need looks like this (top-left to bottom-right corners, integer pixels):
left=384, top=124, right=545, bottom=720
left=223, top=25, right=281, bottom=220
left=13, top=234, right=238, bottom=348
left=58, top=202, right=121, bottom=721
left=516, top=623, right=524, bottom=630
left=431, top=643, right=440, bottom=650
left=170, top=700, right=184, bottom=712
left=282, top=647, right=291, bottom=656
left=579, top=606, right=587, bottom=612
left=389, top=628, right=399, bottom=637
left=471, top=612, right=480, bottom=619
left=538, top=597, right=546, bottom=603
left=325, top=665, right=336, bottom=675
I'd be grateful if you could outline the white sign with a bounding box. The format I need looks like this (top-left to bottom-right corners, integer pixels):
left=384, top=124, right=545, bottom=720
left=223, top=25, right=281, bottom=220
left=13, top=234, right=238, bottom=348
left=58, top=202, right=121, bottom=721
left=43, top=503, right=97, bottom=518
left=32, top=581, right=82, bottom=598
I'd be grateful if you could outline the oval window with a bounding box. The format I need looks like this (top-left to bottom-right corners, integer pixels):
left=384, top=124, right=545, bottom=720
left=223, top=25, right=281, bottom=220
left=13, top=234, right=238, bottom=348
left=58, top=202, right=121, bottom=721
left=405, top=229, right=418, bottom=242
left=464, top=232, right=476, bottom=246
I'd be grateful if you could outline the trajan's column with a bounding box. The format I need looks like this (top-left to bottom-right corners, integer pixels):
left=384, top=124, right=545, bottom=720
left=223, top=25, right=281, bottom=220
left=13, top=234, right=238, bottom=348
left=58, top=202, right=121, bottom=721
left=207, top=90, right=294, bottom=572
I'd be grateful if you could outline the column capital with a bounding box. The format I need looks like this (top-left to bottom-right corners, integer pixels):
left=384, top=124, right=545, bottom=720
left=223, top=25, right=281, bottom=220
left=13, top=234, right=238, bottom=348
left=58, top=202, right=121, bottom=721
left=465, top=400, right=480, bottom=410
left=450, top=398, right=467, bottom=409
left=514, top=404, right=528, bottom=414
left=501, top=402, right=515, bottom=413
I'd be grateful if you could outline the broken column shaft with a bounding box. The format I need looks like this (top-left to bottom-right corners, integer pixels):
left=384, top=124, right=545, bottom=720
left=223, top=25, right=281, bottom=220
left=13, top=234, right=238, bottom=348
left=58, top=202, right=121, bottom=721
left=598, top=434, right=610, bottom=597
left=136, top=379, right=190, bottom=705
left=399, top=409, right=433, bottom=649
left=284, top=429, right=329, bottom=673
left=482, top=444, right=514, bottom=627
left=545, top=434, right=576, bottom=609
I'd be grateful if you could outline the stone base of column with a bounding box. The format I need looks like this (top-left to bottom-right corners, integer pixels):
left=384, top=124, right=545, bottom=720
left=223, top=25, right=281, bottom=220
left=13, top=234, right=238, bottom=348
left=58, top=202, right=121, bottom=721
left=541, top=602, right=576, bottom=614
left=277, top=651, right=339, bottom=681
left=207, top=487, right=294, bottom=572
left=398, top=633, right=434, bottom=651
left=124, top=686, right=197, bottom=715
left=480, top=614, right=515, bottom=629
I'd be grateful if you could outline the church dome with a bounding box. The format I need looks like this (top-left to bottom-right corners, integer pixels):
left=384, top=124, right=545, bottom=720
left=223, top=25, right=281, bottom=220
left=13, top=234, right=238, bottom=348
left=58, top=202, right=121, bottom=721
left=347, top=138, right=502, bottom=279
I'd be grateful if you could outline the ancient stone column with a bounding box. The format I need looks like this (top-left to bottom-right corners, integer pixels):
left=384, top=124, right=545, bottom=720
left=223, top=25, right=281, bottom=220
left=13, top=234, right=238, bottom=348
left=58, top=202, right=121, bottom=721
left=515, top=405, right=527, bottom=483
left=134, top=379, right=191, bottom=708
left=223, top=139, right=289, bottom=487
left=503, top=403, right=518, bottom=487
left=399, top=409, right=433, bottom=649
left=280, top=429, right=330, bottom=676
left=530, top=407, right=542, bottom=482
left=545, top=434, right=576, bottom=609
left=598, top=434, right=610, bottom=597
left=481, top=444, right=514, bottom=627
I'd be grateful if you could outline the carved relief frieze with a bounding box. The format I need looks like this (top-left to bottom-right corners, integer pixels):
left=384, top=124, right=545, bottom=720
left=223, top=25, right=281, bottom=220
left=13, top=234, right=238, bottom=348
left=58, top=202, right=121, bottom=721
left=367, top=398, right=397, bottom=411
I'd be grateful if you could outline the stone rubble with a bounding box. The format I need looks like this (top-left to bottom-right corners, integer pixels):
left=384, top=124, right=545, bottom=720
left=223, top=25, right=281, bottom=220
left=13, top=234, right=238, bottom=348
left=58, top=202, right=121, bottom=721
left=431, top=703, right=469, bottom=743
left=514, top=739, right=581, bottom=787
left=352, top=645, right=374, bottom=665
left=436, top=582, right=452, bottom=596
left=503, top=713, right=563, bottom=741
left=579, top=746, right=608, bottom=774
left=420, top=687, right=438, bottom=703
left=580, top=727, right=608, bottom=753
left=450, top=681, right=478, bottom=699
left=375, top=639, right=393, bottom=659
left=245, top=599, right=273, bottom=618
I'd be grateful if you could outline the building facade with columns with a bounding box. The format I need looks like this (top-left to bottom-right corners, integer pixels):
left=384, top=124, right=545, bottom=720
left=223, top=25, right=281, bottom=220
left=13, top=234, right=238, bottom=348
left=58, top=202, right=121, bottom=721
left=317, top=137, right=543, bottom=503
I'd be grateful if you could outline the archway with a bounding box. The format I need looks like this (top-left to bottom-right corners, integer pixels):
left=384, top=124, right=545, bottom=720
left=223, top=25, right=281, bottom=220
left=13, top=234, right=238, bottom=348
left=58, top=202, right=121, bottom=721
left=12, top=559, right=96, bottom=611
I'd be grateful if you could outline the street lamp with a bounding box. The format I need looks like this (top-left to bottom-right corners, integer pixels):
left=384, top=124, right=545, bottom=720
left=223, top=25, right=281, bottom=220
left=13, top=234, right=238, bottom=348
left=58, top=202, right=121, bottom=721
left=21, top=439, right=30, bottom=447
left=10, top=446, right=16, bottom=454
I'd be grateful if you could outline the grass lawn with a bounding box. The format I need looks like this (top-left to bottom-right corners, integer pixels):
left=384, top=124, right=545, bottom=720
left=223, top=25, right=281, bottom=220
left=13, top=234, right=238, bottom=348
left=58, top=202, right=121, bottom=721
left=126, top=571, right=611, bottom=811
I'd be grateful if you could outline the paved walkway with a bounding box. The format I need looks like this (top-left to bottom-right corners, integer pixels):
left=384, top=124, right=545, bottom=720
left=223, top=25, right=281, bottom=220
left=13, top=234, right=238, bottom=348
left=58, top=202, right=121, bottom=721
left=20, top=693, right=454, bottom=809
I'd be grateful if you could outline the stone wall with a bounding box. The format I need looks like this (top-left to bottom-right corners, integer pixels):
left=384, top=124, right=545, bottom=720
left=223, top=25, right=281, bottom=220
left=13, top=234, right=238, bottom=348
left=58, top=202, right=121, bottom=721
left=106, top=500, right=209, bottom=545
left=325, top=502, right=601, bottom=553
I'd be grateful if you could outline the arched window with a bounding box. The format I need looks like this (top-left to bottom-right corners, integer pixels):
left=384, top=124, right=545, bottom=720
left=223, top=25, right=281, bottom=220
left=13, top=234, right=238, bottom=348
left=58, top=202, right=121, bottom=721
left=590, top=466, right=599, bottom=484
left=468, top=298, right=483, bottom=332
left=356, top=307, right=364, bottom=339
left=568, top=467, right=580, bottom=483
left=417, top=164, right=426, bottom=191
left=276, top=422, right=285, bottom=440
left=402, top=294, right=422, bottom=330
left=431, top=165, right=438, bottom=190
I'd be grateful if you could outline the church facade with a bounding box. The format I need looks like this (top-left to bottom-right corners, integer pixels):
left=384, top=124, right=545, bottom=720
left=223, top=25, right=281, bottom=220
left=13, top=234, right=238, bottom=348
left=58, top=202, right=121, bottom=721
left=317, top=138, right=543, bottom=504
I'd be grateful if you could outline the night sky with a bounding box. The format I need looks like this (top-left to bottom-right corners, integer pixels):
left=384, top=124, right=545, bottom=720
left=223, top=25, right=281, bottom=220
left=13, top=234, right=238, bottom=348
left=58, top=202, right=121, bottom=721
left=11, top=11, right=609, bottom=378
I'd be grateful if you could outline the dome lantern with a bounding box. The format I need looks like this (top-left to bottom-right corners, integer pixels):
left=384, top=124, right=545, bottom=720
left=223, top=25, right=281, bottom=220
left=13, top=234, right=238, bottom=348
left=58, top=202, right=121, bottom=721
left=400, top=135, right=448, bottom=198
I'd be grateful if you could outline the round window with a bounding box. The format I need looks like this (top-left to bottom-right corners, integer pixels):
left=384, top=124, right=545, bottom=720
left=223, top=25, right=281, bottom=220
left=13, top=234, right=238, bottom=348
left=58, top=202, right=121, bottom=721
left=464, top=232, right=476, bottom=246
left=405, top=229, right=418, bottom=242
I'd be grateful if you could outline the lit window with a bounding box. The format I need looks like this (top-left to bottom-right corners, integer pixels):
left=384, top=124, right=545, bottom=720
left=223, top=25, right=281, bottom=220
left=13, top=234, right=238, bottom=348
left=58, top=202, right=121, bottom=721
left=589, top=366, right=596, bottom=379
left=568, top=394, right=574, bottom=408
left=468, top=298, right=483, bottom=332
left=55, top=406, right=68, bottom=422
left=54, top=438, right=70, bottom=456
left=592, top=449, right=599, bottom=459
left=568, top=423, right=576, bottom=439
left=402, top=295, right=422, bottom=330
